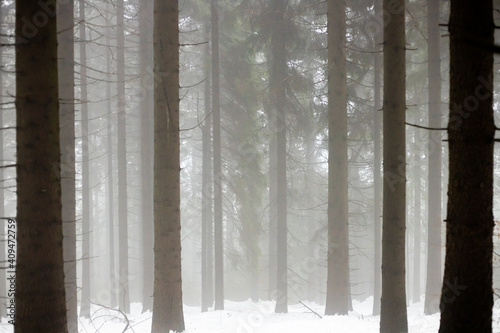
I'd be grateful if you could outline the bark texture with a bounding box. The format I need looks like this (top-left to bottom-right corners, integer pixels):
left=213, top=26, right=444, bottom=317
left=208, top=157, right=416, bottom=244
left=15, top=1, right=68, bottom=331
left=379, top=0, right=407, bottom=331
left=0, top=2, right=6, bottom=319
left=151, top=0, right=185, bottom=331
left=439, top=1, right=494, bottom=331
left=57, top=0, right=78, bottom=329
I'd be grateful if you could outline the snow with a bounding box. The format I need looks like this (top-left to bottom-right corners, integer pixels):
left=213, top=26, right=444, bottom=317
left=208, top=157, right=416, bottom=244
left=2, top=297, right=500, bottom=332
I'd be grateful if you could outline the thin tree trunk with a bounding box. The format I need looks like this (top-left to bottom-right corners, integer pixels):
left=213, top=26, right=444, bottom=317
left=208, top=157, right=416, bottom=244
left=116, top=0, right=130, bottom=314
left=305, top=133, right=318, bottom=303
left=439, top=0, right=494, bottom=331
left=139, top=0, right=154, bottom=313
left=58, top=0, right=78, bottom=329
left=79, top=0, right=91, bottom=318
left=151, top=0, right=185, bottom=330
left=372, top=0, right=382, bottom=313
left=212, top=0, right=224, bottom=311
left=412, top=130, right=421, bottom=303
left=202, top=22, right=214, bottom=312
left=424, top=0, right=442, bottom=315
left=269, top=0, right=288, bottom=314
left=15, top=1, right=68, bottom=331
left=325, top=0, right=350, bottom=316
left=379, top=0, right=407, bottom=331
left=105, top=2, right=117, bottom=309
left=268, top=112, right=277, bottom=300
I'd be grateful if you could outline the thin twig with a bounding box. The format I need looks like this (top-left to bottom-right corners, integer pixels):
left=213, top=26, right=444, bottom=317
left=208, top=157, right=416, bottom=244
left=299, top=301, right=323, bottom=318
left=405, top=122, right=447, bottom=131
left=90, top=301, right=132, bottom=333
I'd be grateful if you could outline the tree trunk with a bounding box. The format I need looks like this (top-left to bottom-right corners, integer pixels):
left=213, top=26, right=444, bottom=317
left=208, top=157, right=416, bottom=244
left=201, top=23, right=214, bottom=312
left=58, top=0, right=78, bottom=329
left=269, top=0, right=288, bottom=314
left=104, top=2, right=117, bottom=309
left=424, top=0, right=443, bottom=315
left=212, top=0, right=224, bottom=311
left=305, top=132, right=318, bottom=303
left=79, top=0, right=91, bottom=318
left=379, top=0, right=407, bottom=331
left=325, top=0, right=350, bottom=316
left=151, top=0, right=185, bottom=331
left=268, top=112, right=277, bottom=300
left=139, top=0, right=154, bottom=313
left=412, top=129, right=421, bottom=303
left=439, top=1, right=494, bottom=331
left=116, top=0, right=130, bottom=314
left=0, top=3, right=5, bottom=317
left=371, top=0, right=382, bottom=314
left=15, top=1, right=68, bottom=331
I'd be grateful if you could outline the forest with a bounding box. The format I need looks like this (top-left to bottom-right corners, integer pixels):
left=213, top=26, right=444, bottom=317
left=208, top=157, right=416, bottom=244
left=0, top=0, right=499, bottom=332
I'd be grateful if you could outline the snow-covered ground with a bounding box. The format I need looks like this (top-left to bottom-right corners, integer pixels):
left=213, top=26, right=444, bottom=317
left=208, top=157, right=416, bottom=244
left=2, top=297, right=500, bottom=332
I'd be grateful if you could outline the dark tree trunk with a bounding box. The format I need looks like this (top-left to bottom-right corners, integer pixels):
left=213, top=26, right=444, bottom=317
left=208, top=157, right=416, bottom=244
left=379, top=0, right=408, bottom=331
left=439, top=1, right=494, bottom=331
left=79, top=0, right=91, bottom=318
left=15, top=1, right=68, bottom=331
left=116, top=0, right=130, bottom=314
left=151, top=0, right=185, bottom=331
left=0, top=2, right=6, bottom=319
left=139, top=0, right=154, bottom=313
left=58, top=0, right=78, bottom=329
left=325, top=0, right=350, bottom=316
left=212, top=0, right=224, bottom=311
left=424, top=0, right=443, bottom=315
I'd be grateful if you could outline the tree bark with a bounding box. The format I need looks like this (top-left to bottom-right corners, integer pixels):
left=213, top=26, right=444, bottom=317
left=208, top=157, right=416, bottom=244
left=151, top=0, right=185, bottom=331
left=439, top=0, right=494, bottom=331
left=379, top=0, right=407, bottom=331
left=424, top=0, right=443, bottom=315
left=325, top=0, right=350, bottom=316
left=58, top=0, right=78, bottom=329
left=0, top=1, right=6, bottom=319
left=15, top=1, right=68, bottom=331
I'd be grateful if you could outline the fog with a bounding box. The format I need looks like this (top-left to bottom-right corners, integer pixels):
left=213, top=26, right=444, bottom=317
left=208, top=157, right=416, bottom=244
left=2, top=0, right=500, bottom=332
